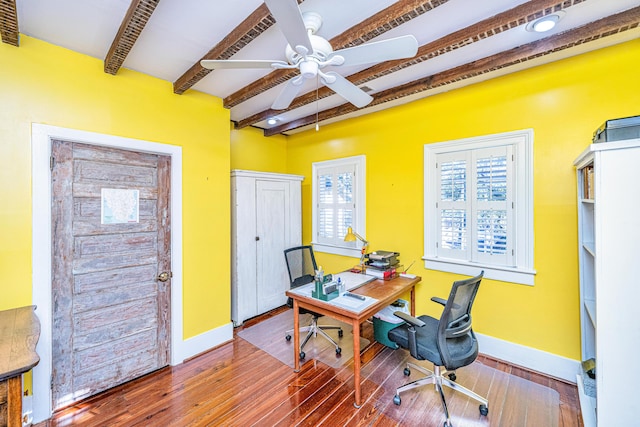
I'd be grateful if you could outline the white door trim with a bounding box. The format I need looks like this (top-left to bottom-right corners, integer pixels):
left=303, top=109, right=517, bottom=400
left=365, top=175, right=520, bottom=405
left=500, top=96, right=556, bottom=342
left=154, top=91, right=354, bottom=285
left=31, top=124, right=184, bottom=422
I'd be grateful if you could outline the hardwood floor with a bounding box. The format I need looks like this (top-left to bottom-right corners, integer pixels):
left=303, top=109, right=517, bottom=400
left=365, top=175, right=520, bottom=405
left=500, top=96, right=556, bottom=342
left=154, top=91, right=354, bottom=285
left=36, top=307, right=583, bottom=426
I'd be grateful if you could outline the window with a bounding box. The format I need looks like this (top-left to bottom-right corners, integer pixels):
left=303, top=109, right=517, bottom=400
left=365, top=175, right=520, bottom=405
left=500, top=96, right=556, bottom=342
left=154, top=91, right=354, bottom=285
left=424, top=130, right=535, bottom=285
left=312, top=155, right=365, bottom=257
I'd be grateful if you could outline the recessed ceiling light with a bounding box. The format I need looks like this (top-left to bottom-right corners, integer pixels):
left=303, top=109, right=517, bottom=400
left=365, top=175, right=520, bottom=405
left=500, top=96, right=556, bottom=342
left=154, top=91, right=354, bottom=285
left=526, top=11, right=566, bottom=33
left=266, top=117, right=279, bottom=126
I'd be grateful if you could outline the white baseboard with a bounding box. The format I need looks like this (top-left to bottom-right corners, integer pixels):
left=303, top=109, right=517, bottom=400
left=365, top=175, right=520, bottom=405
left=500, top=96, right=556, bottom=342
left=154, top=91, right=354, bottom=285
left=476, top=332, right=580, bottom=383
left=22, top=390, right=33, bottom=426
left=175, top=322, right=234, bottom=363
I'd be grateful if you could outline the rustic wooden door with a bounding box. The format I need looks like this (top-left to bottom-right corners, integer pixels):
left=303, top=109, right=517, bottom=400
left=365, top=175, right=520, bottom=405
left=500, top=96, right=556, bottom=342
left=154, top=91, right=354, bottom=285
left=50, top=140, right=171, bottom=410
left=255, top=179, right=290, bottom=313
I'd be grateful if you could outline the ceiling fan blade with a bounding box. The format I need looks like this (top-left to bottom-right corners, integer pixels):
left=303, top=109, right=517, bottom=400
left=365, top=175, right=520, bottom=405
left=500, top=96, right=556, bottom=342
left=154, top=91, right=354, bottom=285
left=200, top=59, right=288, bottom=70
left=271, top=76, right=305, bottom=110
left=322, top=72, right=373, bottom=108
left=264, top=0, right=313, bottom=55
left=330, top=35, right=419, bottom=67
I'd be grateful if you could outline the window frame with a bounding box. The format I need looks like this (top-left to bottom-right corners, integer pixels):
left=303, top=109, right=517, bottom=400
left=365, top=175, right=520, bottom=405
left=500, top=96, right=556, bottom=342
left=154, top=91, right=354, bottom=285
left=312, top=155, right=366, bottom=257
left=424, top=129, right=535, bottom=285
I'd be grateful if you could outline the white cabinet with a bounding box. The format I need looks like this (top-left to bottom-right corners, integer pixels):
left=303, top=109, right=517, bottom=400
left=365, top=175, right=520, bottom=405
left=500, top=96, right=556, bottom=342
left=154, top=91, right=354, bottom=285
left=231, top=170, right=303, bottom=326
left=574, top=138, right=640, bottom=427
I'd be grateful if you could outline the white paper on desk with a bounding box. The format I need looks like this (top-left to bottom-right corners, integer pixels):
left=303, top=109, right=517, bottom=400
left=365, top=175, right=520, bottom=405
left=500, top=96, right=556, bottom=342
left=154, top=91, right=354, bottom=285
left=330, top=295, right=378, bottom=312
left=288, top=282, right=314, bottom=297
left=333, top=271, right=376, bottom=291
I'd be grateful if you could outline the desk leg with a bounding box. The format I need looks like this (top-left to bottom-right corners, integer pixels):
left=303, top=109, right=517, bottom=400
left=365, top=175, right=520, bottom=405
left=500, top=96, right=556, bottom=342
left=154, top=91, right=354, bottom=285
left=352, top=319, right=362, bottom=408
left=7, top=376, right=22, bottom=427
left=410, top=285, right=416, bottom=316
left=293, top=300, right=300, bottom=373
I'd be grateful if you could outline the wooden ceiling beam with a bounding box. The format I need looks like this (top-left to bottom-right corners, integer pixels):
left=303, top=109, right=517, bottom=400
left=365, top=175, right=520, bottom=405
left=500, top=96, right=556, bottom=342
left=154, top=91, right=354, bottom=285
left=104, top=0, right=160, bottom=75
left=236, top=0, right=580, bottom=129
left=173, top=1, right=309, bottom=95
left=265, top=7, right=640, bottom=136
left=224, top=0, right=451, bottom=109
left=172, top=4, right=275, bottom=95
left=0, top=0, right=19, bottom=46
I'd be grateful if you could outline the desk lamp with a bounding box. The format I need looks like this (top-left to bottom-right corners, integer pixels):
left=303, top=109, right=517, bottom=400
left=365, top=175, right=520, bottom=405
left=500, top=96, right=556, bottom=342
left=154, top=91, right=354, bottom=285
left=344, top=227, right=368, bottom=271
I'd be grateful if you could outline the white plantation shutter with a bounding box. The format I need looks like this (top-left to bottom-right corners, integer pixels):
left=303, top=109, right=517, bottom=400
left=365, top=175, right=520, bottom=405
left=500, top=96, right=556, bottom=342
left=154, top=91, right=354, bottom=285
left=474, top=146, right=513, bottom=266
left=435, top=147, right=514, bottom=266
left=316, top=165, right=355, bottom=245
left=437, top=153, right=470, bottom=260
left=312, top=156, right=365, bottom=256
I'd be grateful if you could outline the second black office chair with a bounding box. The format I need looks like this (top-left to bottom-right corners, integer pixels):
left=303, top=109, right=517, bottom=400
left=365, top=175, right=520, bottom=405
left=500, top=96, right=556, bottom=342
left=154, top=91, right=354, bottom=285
left=388, top=271, right=487, bottom=427
left=284, top=245, right=342, bottom=360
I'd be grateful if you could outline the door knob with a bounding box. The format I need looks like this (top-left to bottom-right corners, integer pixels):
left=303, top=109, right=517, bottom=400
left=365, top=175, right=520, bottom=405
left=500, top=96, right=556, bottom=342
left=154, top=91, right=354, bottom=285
left=157, top=271, right=172, bottom=282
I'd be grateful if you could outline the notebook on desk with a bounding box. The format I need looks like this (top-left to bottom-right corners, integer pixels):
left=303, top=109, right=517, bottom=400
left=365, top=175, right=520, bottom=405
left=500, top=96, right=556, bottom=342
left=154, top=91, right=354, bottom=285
left=333, top=271, right=376, bottom=291
left=330, top=294, right=378, bottom=312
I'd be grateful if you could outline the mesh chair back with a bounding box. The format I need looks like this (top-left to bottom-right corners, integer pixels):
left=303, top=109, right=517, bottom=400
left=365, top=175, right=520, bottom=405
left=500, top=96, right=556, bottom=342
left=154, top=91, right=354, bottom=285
left=284, top=245, right=318, bottom=289
left=437, top=271, right=483, bottom=369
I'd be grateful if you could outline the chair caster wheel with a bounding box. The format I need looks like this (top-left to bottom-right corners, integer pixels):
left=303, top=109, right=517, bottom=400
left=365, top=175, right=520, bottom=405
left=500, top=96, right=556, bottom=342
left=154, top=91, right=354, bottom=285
left=403, top=367, right=411, bottom=376
left=299, top=351, right=305, bottom=360
left=336, top=347, right=342, bottom=355
left=448, top=372, right=456, bottom=381
left=285, top=334, right=291, bottom=341
left=393, top=395, right=401, bottom=405
left=479, top=404, right=489, bottom=416
left=338, top=330, right=343, bottom=338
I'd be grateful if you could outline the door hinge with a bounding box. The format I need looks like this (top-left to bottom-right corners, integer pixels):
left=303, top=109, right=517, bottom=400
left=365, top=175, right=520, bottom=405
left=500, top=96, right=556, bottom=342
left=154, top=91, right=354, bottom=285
left=50, top=156, right=55, bottom=171
left=50, top=375, right=53, bottom=390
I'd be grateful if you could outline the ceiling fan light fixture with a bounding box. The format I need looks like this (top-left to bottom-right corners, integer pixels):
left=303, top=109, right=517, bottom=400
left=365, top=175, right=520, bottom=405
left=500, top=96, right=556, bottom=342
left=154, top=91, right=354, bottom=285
left=300, top=60, right=319, bottom=79
left=266, top=117, right=279, bottom=126
left=526, top=11, right=566, bottom=33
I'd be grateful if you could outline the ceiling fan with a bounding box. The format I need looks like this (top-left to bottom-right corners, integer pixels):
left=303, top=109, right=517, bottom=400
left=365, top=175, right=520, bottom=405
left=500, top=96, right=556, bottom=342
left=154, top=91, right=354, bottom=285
left=201, top=0, right=419, bottom=110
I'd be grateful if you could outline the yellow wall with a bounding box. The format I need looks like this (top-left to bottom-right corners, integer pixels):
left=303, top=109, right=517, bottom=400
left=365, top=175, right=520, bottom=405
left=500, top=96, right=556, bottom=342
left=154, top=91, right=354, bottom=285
left=230, top=125, right=288, bottom=173
left=0, top=36, right=231, bottom=339
left=285, top=39, right=640, bottom=360
left=2, top=31, right=638, bottom=364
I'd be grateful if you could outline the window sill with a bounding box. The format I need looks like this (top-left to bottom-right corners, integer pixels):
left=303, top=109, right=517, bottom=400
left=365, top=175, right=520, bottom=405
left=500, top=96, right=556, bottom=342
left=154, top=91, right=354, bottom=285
left=313, top=242, right=361, bottom=258
left=424, top=257, right=536, bottom=286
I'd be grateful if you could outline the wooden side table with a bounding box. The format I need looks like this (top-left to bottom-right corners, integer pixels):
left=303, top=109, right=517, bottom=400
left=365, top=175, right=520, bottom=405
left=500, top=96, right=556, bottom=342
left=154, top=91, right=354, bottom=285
left=0, top=306, right=41, bottom=427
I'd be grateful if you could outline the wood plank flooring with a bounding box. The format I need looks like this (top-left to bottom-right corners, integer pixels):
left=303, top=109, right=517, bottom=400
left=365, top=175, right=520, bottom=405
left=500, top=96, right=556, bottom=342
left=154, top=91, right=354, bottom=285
left=36, top=307, right=583, bottom=426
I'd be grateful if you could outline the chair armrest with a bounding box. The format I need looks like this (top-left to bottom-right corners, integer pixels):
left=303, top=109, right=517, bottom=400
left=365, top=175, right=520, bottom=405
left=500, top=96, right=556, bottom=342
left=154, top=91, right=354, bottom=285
left=393, top=311, right=425, bottom=328
left=393, top=311, right=424, bottom=359
left=431, top=296, right=447, bottom=306
left=431, top=296, right=461, bottom=311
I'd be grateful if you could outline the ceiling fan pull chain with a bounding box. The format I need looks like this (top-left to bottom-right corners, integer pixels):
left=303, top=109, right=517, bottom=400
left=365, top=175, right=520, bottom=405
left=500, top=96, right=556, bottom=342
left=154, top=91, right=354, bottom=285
left=316, top=74, right=320, bottom=132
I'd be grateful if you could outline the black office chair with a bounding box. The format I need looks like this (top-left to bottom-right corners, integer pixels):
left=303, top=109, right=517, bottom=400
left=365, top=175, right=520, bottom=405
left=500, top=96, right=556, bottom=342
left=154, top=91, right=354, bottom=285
left=283, top=245, right=342, bottom=360
left=388, top=271, right=488, bottom=427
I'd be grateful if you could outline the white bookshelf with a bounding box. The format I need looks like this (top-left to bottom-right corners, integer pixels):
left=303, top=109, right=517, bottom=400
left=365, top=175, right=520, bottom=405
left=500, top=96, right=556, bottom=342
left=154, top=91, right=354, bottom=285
left=574, top=138, right=640, bottom=426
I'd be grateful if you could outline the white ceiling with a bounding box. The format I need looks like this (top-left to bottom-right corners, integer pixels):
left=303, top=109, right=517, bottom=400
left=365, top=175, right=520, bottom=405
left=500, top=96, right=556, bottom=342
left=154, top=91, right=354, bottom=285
left=14, top=0, right=640, bottom=134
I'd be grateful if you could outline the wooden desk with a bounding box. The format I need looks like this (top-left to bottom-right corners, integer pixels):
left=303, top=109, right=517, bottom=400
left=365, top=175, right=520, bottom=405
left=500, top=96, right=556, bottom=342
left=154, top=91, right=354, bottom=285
left=286, top=275, right=419, bottom=408
left=0, top=306, right=41, bottom=427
